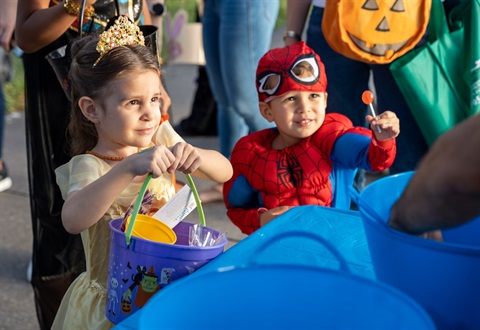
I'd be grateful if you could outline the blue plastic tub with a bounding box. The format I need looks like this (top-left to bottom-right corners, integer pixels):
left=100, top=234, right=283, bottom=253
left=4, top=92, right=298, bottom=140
left=114, top=231, right=435, bottom=329
left=358, top=172, right=480, bottom=330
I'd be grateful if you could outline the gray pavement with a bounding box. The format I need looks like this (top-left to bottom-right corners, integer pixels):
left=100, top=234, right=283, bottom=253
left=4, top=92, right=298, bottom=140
left=0, top=30, right=283, bottom=329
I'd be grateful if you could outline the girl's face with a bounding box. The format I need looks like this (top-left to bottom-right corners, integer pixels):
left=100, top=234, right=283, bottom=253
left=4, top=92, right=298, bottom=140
left=94, top=69, right=162, bottom=153
left=261, top=91, right=327, bottom=149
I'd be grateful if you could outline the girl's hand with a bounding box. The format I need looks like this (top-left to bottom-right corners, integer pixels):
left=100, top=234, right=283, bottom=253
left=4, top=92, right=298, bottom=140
left=366, top=110, right=400, bottom=141
left=130, top=145, right=175, bottom=178
left=168, top=142, right=202, bottom=174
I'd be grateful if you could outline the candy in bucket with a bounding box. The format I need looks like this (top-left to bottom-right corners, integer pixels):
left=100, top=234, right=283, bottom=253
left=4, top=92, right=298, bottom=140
left=189, top=224, right=227, bottom=247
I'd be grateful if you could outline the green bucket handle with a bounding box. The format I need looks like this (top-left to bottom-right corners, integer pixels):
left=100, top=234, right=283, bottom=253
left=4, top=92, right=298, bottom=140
left=125, top=173, right=205, bottom=245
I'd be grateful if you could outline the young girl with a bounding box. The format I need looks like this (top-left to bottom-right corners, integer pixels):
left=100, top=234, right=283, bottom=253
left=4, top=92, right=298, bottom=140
left=52, top=16, right=233, bottom=329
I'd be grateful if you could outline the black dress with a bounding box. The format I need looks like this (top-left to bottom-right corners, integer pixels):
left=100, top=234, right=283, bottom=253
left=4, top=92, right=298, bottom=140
left=23, top=1, right=144, bottom=328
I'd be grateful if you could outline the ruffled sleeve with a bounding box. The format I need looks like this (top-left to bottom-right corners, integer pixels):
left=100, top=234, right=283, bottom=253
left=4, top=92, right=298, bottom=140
left=55, top=155, right=111, bottom=200
left=154, top=120, right=185, bottom=147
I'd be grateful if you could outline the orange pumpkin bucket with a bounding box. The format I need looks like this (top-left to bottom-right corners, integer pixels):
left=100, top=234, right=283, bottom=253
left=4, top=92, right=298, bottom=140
left=322, top=0, right=431, bottom=64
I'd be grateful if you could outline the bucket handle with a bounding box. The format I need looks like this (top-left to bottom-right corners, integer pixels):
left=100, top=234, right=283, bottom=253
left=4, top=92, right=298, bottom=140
left=124, top=172, right=205, bottom=245
left=247, top=231, right=351, bottom=273
left=125, top=173, right=152, bottom=245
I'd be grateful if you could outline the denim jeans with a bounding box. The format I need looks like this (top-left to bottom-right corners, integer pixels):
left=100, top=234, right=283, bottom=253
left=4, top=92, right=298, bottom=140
left=306, top=6, right=428, bottom=174
left=202, top=0, right=279, bottom=158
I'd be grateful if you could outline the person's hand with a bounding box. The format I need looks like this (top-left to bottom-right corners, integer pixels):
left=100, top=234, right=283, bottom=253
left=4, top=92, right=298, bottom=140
left=128, top=145, right=175, bottom=177
left=366, top=110, right=400, bottom=141
left=0, top=0, right=17, bottom=51
left=159, top=79, right=172, bottom=117
left=168, top=142, right=202, bottom=174
left=259, top=206, right=294, bottom=227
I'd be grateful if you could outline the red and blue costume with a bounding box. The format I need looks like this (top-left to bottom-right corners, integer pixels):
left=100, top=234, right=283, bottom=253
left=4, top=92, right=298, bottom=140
left=224, top=113, right=395, bottom=234
left=223, top=42, right=397, bottom=234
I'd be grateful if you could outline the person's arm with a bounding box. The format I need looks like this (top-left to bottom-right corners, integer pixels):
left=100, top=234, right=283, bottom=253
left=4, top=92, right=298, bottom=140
left=226, top=200, right=293, bottom=235
left=222, top=139, right=264, bottom=235
left=142, top=0, right=152, bottom=24
left=284, top=0, right=312, bottom=46
left=227, top=207, right=264, bottom=235
left=224, top=173, right=292, bottom=235
left=169, top=143, right=233, bottom=183
left=194, top=148, right=233, bottom=182
left=365, top=110, right=399, bottom=170
left=324, top=113, right=396, bottom=171
left=0, top=0, right=18, bottom=51
left=61, top=145, right=176, bottom=234
left=15, top=0, right=97, bottom=53
left=389, top=114, right=480, bottom=234
left=155, top=122, right=232, bottom=182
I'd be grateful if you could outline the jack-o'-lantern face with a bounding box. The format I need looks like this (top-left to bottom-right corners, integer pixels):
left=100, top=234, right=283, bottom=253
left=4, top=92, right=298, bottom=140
left=340, top=0, right=428, bottom=60
left=121, top=301, right=132, bottom=314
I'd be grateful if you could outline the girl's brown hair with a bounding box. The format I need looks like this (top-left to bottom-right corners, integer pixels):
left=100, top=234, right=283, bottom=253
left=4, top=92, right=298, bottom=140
left=67, top=34, right=161, bottom=156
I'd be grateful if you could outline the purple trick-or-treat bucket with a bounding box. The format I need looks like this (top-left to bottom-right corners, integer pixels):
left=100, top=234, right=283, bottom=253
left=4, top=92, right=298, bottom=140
left=106, top=218, right=227, bottom=324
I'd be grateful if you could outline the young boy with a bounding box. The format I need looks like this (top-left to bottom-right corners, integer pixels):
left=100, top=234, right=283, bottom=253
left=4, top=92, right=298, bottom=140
left=223, top=41, right=400, bottom=235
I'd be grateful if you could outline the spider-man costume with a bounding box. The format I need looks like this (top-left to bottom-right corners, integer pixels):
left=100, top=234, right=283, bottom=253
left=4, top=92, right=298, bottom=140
left=224, top=113, right=395, bottom=234
left=223, top=42, right=396, bottom=235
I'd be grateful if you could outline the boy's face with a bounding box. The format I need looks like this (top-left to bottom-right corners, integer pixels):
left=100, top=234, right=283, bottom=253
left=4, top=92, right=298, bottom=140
left=260, top=91, right=328, bottom=148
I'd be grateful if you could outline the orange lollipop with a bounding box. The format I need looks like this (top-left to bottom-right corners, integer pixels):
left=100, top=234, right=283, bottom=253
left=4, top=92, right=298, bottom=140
left=362, top=90, right=374, bottom=105
left=361, top=90, right=381, bottom=133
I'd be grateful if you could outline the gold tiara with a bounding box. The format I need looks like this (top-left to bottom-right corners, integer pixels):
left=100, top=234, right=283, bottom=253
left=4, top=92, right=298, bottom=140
left=94, top=16, right=145, bottom=66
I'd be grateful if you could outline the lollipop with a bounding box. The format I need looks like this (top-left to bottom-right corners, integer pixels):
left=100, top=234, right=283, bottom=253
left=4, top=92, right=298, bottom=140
left=362, top=90, right=381, bottom=133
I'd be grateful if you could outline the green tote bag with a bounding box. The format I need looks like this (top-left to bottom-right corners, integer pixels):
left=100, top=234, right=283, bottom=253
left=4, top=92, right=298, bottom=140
left=390, top=0, right=480, bottom=146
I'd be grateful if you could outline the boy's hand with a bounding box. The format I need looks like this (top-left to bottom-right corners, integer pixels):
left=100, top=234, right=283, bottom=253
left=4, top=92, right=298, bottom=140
left=259, top=206, right=294, bottom=227
left=366, top=111, right=400, bottom=141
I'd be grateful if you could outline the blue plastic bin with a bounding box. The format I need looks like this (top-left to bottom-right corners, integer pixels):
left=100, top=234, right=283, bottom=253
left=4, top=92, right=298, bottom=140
left=115, top=230, right=434, bottom=329
left=358, top=172, right=480, bottom=329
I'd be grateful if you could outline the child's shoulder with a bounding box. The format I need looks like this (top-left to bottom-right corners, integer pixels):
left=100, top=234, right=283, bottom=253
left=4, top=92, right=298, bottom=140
left=236, top=128, right=276, bottom=147
left=311, top=113, right=355, bottom=150
left=323, top=113, right=353, bottom=128
left=56, top=154, right=110, bottom=177
left=231, top=128, right=276, bottom=157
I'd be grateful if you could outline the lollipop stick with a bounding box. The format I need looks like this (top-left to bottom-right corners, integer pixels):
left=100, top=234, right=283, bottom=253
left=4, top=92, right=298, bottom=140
left=368, top=103, right=382, bottom=133
left=368, top=103, right=377, bottom=117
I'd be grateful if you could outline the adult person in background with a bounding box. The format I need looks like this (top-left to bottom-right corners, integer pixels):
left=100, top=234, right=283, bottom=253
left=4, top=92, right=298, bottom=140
left=174, top=0, right=218, bottom=137
left=200, top=0, right=279, bottom=203
left=389, top=113, right=480, bottom=235
left=15, top=1, right=170, bottom=328
left=176, top=65, right=218, bottom=136
left=0, top=0, right=17, bottom=193
left=285, top=0, right=428, bottom=179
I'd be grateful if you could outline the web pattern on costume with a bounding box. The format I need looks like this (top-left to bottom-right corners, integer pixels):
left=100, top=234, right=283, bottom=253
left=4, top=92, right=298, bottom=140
left=224, top=113, right=397, bottom=234
left=230, top=133, right=335, bottom=210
